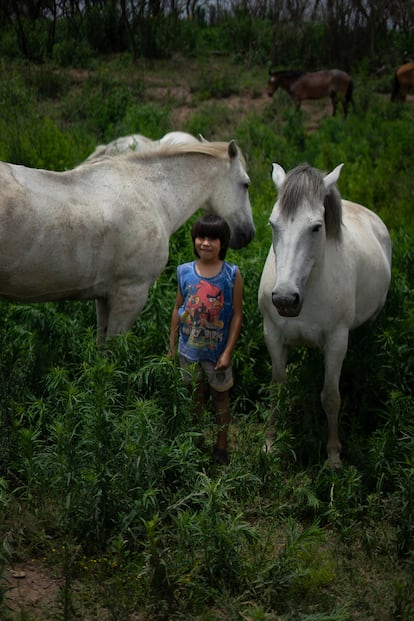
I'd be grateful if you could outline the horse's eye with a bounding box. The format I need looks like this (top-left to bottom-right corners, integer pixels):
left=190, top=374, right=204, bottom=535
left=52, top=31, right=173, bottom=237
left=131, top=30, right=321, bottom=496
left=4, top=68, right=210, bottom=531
left=311, top=224, right=322, bottom=233
left=243, top=182, right=250, bottom=190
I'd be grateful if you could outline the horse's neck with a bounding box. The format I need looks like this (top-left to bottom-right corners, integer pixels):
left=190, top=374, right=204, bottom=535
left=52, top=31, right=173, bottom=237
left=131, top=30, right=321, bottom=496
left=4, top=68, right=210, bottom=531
left=280, top=78, right=293, bottom=93
left=158, top=155, right=218, bottom=234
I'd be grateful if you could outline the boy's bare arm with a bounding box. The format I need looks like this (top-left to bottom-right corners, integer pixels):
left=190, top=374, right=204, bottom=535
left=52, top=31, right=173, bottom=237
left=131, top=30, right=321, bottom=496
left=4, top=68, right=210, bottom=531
left=215, top=269, right=243, bottom=369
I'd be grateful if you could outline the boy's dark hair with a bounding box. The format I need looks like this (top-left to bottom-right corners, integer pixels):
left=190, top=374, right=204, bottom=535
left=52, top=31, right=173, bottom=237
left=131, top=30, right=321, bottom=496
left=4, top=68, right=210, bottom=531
left=191, top=215, right=231, bottom=260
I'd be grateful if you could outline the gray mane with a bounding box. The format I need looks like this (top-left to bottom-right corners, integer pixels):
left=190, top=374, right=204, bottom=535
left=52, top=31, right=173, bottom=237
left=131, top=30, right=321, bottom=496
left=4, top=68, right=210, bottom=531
left=128, top=141, right=238, bottom=162
left=79, top=140, right=243, bottom=171
left=279, top=163, right=343, bottom=240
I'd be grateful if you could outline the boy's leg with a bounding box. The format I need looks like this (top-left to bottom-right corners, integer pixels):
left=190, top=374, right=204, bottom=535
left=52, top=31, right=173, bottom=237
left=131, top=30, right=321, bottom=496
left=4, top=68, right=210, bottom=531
left=210, top=387, right=231, bottom=464
left=179, top=356, right=209, bottom=420
left=194, top=377, right=209, bottom=420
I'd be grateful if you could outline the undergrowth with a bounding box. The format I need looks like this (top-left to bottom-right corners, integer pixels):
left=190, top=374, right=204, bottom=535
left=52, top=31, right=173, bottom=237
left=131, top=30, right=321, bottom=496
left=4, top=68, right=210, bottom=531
left=0, top=56, right=413, bottom=620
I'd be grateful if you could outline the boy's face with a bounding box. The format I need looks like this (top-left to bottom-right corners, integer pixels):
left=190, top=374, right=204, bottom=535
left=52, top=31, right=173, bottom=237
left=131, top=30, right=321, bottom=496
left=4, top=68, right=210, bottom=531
left=194, top=236, right=222, bottom=261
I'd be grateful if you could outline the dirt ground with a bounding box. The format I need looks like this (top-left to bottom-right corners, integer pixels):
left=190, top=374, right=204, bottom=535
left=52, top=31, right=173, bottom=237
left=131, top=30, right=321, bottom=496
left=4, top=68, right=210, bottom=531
left=4, top=561, right=62, bottom=619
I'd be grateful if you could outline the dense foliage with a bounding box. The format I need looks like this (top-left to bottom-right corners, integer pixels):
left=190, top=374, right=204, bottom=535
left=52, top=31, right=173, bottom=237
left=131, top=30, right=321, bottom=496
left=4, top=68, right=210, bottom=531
left=1, top=0, right=413, bottom=69
left=0, top=16, right=414, bottom=621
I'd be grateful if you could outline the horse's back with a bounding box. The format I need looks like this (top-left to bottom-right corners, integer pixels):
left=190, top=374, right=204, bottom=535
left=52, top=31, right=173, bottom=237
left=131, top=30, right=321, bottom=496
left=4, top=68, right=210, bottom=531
left=159, top=131, right=199, bottom=146
left=296, top=69, right=351, bottom=99
left=86, top=134, right=156, bottom=161
left=326, top=69, right=352, bottom=95
left=342, top=200, right=391, bottom=264
left=397, top=61, right=414, bottom=80
left=341, top=200, right=391, bottom=324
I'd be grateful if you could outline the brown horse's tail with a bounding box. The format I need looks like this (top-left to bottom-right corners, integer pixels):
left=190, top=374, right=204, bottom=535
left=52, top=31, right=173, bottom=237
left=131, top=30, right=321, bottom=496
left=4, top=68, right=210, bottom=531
left=391, top=74, right=400, bottom=102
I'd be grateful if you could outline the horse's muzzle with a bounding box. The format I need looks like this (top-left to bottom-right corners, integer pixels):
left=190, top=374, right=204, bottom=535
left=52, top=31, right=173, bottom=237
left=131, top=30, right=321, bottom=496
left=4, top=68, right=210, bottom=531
left=272, top=292, right=302, bottom=317
left=230, top=225, right=256, bottom=249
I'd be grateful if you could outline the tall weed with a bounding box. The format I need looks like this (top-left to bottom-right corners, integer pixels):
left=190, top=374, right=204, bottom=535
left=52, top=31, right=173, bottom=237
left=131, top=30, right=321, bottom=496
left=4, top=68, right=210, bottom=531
left=1, top=56, right=414, bottom=619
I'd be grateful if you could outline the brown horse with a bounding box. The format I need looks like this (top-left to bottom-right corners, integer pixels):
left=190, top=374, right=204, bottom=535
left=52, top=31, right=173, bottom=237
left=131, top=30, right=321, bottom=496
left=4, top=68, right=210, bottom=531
left=267, top=69, right=353, bottom=117
left=391, top=62, right=414, bottom=102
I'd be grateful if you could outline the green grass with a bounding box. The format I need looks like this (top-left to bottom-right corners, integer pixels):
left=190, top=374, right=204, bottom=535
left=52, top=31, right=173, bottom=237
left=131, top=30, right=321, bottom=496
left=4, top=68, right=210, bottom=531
left=0, top=55, right=414, bottom=620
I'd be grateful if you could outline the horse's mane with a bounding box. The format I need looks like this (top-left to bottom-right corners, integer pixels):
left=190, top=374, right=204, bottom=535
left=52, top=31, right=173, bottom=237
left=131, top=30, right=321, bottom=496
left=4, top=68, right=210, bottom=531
left=160, top=141, right=232, bottom=158
left=279, top=164, right=343, bottom=240
left=272, top=70, right=306, bottom=81
left=79, top=140, right=246, bottom=170
left=131, top=140, right=247, bottom=167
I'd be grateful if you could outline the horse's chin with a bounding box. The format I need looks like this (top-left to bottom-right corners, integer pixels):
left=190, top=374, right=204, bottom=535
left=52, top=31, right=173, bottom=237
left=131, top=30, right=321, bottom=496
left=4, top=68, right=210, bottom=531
left=275, top=305, right=301, bottom=318
left=230, top=227, right=255, bottom=249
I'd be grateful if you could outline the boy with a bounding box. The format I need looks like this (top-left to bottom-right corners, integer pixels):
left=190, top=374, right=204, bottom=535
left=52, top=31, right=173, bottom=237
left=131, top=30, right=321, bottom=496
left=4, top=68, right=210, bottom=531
left=169, top=214, right=243, bottom=464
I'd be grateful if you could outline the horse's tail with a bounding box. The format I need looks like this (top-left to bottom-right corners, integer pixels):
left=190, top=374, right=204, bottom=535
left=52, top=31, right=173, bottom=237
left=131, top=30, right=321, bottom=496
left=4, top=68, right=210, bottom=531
left=345, top=79, right=354, bottom=105
left=344, top=79, right=354, bottom=116
left=391, top=74, right=400, bottom=102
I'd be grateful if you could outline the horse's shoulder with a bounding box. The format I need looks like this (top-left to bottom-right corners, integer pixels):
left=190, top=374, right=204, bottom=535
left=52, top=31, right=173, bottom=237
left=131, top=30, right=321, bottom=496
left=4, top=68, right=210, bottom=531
left=342, top=200, right=377, bottom=224
left=342, top=200, right=390, bottom=245
left=342, top=199, right=381, bottom=221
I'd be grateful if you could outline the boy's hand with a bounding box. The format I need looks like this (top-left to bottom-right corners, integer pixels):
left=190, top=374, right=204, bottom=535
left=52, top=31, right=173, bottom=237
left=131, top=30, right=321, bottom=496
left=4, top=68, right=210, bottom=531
left=215, top=351, right=231, bottom=370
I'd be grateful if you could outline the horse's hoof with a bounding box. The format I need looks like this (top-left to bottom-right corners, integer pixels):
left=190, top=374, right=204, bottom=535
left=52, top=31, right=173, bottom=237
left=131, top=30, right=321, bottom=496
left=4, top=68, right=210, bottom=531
left=212, top=446, right=229, bottom=465
left=263, top=438, right=274, bottom=453
left=327, top=455, right=342, bottom=470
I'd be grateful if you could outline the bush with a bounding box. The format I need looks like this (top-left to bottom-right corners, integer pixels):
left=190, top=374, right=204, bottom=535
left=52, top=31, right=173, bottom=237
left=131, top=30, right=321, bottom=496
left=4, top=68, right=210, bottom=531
left=1, top=55, right=414, bottom=620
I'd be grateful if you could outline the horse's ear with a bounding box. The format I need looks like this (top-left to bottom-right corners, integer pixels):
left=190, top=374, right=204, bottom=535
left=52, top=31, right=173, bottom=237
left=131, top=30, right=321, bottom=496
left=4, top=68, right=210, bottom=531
left=228, top=140, right=238, bottom=159
left=271, top=163, right=286, bottom=189
left=199, top=134, right=208, bottom=143
left=324, top=163, right=344, bottom=191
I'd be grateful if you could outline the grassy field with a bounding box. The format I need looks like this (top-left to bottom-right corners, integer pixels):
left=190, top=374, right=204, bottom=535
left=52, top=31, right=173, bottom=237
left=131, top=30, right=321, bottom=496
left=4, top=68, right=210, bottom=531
left=1, top=53, right=414, bottom=620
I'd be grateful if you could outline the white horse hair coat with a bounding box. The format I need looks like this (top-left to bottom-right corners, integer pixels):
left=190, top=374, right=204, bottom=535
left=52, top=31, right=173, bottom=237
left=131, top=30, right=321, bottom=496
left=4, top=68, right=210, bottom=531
left=85, top=131, right=201, bottom=161
left=0, top=140, right=255, bottom=343
left=258, top=162, right=391, bottom=467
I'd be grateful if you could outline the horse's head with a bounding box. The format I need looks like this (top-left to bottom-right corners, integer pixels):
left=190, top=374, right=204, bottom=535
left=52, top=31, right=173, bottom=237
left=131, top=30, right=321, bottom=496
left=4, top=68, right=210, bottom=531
left=269, top=162, right=343, bottom=317
left=267, top=71, right=280, bottom=97
left=209, top=140, right=255, bottom=250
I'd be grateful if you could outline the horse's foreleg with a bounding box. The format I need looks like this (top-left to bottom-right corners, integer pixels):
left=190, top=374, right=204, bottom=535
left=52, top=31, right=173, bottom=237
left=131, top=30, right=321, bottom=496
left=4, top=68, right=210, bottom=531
left=211, top=388, right=231, bottom=464
left=263, top=323, right=288, bottom=452
left=96, top=298, right=110, bottom=345
left=330, top=92, right=338, bottom=116
left=321, top=331, right=348, bottom=468
left=105, top=283, right=150, bottom=341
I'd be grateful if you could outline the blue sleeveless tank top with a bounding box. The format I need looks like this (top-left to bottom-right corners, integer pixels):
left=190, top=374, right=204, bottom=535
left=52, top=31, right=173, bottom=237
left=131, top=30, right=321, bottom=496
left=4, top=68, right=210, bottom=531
left=177, top=260, right=239, bottom=363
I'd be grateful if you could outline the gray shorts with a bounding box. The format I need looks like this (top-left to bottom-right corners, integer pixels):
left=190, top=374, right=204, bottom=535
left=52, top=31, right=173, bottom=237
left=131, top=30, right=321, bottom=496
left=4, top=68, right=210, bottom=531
left=179, top=355, right=233, bottom=392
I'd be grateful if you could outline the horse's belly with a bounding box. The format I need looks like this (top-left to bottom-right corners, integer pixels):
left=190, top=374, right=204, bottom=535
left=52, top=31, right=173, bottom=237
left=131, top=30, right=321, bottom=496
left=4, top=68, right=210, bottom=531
left=0, top=268, right=103, bottom=302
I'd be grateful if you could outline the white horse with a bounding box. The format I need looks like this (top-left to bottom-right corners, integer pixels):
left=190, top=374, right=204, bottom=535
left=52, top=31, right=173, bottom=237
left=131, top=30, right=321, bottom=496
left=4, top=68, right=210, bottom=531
left=0, top=140, right=255, bottom=343
left=258, top=162, right=391, bottom=467
left=159, top=131, right=201, bottom=146
left=85, top=133, right=155, bottom=160
left=86, top=131, right=200, bottom=161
